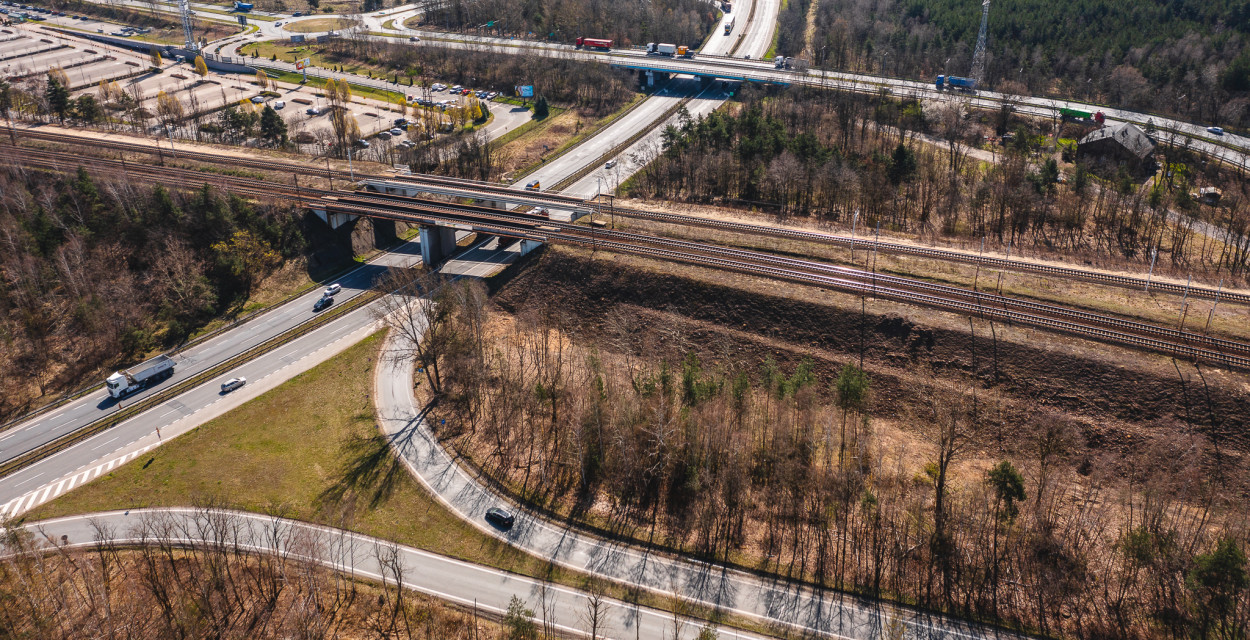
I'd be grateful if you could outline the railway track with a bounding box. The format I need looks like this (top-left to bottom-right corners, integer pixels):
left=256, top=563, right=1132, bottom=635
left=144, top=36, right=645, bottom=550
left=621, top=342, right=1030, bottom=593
left=10, top=127, right=1243, bottom=306
left=8, top=143, right=1250, bottom=371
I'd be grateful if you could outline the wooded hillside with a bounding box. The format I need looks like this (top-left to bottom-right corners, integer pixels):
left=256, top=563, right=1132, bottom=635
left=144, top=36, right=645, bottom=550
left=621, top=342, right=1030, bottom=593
left=0, top=168, right=305, bottom=419
left=809, top=0, right=1250, bottom=127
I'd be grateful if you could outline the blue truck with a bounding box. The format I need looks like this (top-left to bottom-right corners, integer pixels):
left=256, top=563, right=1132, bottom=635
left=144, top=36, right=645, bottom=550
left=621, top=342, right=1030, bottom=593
left=935, top=75, right=977, bottom=91
left=234, top=1, right=253, bottom=11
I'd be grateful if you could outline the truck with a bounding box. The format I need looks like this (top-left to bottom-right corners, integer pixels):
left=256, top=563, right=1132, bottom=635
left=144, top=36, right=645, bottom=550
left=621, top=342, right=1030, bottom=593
left=575, top=36, right=612, bottom=50
left=724, top=16, right=735, bottom=34
left=773, top=56, right=807, bottom=71
left=233, top=1, right=252, bottom=11
left=722, top=0, right=731, bottom=11
left=646, top=42, right=676, bottom=56
left=935, top=75, right=977, bottom=91
left=105, top=354, right=175, bottom=399
left=1060, top=107, right=1105, bottom=124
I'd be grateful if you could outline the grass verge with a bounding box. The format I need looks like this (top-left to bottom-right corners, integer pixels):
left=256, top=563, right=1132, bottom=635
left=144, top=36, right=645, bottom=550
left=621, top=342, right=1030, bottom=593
left=284, top=17, right=358, bottom=33
left=20, top=331, right=784, bottom=638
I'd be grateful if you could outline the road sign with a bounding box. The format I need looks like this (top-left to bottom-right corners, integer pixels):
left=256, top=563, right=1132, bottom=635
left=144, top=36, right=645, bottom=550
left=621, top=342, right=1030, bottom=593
left=295, top=57, right=310, bottom=70
left=516, top=85, right=534, bottom=98
left=237, top=15, right=247, bottom=26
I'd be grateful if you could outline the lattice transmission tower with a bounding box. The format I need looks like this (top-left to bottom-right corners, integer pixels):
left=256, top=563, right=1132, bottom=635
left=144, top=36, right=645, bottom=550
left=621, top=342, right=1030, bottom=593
left=180, top=0, right=197, bottom=51
left=969, top=0, right=990, bottom=87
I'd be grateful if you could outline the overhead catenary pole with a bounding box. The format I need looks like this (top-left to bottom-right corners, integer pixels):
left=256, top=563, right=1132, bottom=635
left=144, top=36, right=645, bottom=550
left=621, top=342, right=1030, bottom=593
left=1205, top=279, right=1224, bottom=333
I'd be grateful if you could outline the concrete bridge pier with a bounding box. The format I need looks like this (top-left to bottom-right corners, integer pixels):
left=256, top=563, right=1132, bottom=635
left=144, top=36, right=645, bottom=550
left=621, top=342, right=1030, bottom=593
left=420, top=225, right=459, bottom=267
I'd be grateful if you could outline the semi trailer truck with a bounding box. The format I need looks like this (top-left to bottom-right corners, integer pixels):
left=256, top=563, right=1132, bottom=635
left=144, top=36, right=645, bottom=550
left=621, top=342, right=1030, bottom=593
left=646, top=43, right=694, bottom=57
left=935, top=75, right=977, bottom=91
left=575, top=36, right=612, bottom=50
left=106, top=354, right=175, bottom=398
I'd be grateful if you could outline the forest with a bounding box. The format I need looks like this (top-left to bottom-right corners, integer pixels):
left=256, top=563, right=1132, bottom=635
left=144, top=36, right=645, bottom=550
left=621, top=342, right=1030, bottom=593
left=805, top=0, right=1250, bottom=127
left=419, top=0, right=718, bottom=50
left=397, top=269, right=1250, bottom=640
left=627, top=86, right=1250, bottom=279
left=0, top=166, right=306, bottom=420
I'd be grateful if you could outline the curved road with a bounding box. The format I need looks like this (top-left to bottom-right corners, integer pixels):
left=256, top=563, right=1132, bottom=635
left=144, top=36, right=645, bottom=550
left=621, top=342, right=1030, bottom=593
left=375, top=326, right=1015, bottom=639
left=16, top=507, right=768, bottom=640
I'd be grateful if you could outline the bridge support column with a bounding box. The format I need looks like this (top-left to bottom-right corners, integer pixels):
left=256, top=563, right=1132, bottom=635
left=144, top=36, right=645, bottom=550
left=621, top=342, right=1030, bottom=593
left=419, top=225, right=459, bottom=267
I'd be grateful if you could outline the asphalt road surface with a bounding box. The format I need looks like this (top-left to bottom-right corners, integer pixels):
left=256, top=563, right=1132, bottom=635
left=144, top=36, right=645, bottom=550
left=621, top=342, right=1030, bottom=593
left=18, top=508, right=771, bottom=640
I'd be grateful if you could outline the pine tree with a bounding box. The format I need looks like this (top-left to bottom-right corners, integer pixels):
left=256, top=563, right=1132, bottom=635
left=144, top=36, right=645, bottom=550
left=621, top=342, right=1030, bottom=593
left=533, top=95, right=549, bottom=120
left=45, top=73, right=70, bottom=122
left=260, top=105, right=288, bottom=146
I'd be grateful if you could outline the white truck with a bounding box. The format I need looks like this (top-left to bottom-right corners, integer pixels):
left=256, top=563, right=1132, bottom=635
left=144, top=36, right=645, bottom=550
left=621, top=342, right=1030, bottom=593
left=647, top=42, right=693, bottom=57
left=106, top=354, right=175, bottom=398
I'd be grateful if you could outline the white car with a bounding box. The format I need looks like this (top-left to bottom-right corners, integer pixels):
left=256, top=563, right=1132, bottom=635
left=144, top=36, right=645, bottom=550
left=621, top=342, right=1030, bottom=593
left=221, top=377, right=246, bottom=393
left=323, top=283, right=342, bottom=296
left=605, top=160, right=617, bottom=169
left=272, top=100, right=285, bottom=109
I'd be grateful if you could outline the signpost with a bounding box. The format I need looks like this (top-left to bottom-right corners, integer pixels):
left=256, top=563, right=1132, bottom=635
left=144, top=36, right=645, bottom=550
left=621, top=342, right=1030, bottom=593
left=296, top=57, right=310, bottom=83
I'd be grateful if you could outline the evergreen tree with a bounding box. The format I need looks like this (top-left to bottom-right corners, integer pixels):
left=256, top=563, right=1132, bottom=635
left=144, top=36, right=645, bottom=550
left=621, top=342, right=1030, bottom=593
left=259, top=105, right=288, bottom=146
left=45, top=73, right=70, bottom=122
left=532, top=95, right=549, bottom=119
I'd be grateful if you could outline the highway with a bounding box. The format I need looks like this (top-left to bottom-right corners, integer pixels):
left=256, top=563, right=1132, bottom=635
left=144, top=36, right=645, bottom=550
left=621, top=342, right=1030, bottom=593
left=50, top=0, right=1249, bottom=168
left=2, top=3, right=1244, bottom=637
left=17, top=508, right=771, bottom=640
left=0, top=243, right=421, bottom=516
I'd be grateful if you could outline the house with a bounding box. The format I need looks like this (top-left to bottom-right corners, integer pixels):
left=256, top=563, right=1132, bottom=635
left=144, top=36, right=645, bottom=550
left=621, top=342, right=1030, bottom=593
left=1077, top=122, right=1157, bottom=172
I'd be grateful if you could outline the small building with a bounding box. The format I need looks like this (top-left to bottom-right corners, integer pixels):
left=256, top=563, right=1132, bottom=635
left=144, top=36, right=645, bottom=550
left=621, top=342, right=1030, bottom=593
left=1077, top=122, right=1157, bottom=172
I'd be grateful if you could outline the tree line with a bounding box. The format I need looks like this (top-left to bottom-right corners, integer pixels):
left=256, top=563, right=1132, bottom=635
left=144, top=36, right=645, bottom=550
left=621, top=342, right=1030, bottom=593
left=811, top=0, right=1250, bottom=129
left=390, top=269, right=1250, bottom=640
left=421, top=0, right=717, bottom=49
left=0, top=507, right=504, bottom=639
left=0, top=166, right=304, bottom=420
left=319, top=38, right=636, bottom=117
left=628, top=87, right=1250, bottom=279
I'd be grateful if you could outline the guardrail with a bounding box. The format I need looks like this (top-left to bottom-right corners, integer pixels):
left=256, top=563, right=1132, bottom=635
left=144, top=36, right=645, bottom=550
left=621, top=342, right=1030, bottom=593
left=550, top=96, right=693, bottom=192
left=0, top=256, right=371, bottom=436
left=506, top=92, right=652, bottom=185
left=0, top=290, right=380, bottom=480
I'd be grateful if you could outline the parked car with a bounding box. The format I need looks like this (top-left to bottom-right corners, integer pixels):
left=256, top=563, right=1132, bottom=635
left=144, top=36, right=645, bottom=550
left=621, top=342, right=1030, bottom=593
left=306, top=106, right=321, bottom=115
left=1208, top=126, right=1225, bottom=135
left=451, top=85, right=463, bottom=92
left=272, top=100, right=285, bottom=109
left=250, top=95, right=266, bottom=103
left=313, top=296, right=333, bottom=311
left=389, top=127, right=404, bottom=136
left=323, top=283, right=342, bottom=297
left=353, top=138, right=370, bottom=148
left=394, top=117, right=408, bottom=126
left=293, top=10, right=302, bottom=15
left=221, top=377, right=246, bottom=393
left=377, top=131, right=392, bottom=140
left=485, top=507, right=515, bottom=529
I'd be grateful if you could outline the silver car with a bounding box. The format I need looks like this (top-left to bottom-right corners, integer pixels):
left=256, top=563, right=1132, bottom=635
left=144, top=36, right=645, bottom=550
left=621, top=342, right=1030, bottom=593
left=221, top=377, right=246, bottom=393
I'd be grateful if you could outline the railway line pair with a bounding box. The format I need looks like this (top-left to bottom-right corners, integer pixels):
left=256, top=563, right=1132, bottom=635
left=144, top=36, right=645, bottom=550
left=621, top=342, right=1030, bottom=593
left=4, top=131, right=1249, bottom=372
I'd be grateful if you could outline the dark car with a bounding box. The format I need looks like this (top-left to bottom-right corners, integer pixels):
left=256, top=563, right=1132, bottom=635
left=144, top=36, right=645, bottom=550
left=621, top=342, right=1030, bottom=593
left=485, top=507, right=514, bottom=529
left=313, top=295, right=333, bottom=312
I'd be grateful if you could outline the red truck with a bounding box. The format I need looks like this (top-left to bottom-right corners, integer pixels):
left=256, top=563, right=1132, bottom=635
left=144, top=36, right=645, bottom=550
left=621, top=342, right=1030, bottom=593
left=575, top=37, right=612, bottom=50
